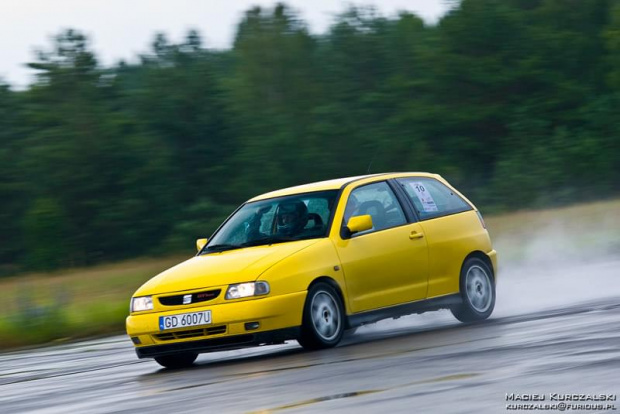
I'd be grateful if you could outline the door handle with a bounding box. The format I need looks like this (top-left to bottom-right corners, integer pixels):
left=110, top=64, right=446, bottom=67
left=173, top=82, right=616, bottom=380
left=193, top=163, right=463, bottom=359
left=409, top=231, right=424, bottom=240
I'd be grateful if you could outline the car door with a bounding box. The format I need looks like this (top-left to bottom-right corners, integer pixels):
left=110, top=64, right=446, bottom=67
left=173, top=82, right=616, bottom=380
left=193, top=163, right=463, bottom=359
left=394, top=176, right=489, bottom=298
left=333, top=181, right=429, bottom=313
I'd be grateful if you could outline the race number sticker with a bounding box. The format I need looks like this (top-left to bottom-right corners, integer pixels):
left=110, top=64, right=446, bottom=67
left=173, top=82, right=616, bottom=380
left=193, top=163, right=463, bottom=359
left=408, top=182, right=438, bottom=212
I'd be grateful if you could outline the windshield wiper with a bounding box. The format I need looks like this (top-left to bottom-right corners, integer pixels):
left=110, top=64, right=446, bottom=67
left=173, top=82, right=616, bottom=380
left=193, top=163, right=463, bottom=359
left=203, top=236, right=303, bottom=253
left=241, top=236, right=296, bottom=247
left=202, top=243, right=242, bottom=253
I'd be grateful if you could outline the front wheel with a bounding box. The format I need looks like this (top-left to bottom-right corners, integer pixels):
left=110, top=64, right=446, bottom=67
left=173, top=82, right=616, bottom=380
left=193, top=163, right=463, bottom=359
left=154, top=352, right=198, bottom=369
left=451, top=257, right=495, bottom=322
left=298, top=282, right=345, bottom=350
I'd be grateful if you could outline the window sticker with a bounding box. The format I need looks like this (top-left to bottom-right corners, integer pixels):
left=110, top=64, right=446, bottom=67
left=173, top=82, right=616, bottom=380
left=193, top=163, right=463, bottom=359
left=408, top=182, right=438, bottom=212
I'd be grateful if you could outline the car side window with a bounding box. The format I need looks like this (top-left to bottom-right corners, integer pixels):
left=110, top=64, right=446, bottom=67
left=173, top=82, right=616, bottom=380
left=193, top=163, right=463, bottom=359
left=397, top=177, right=471, bottom=220
left=343, top=182, right=407, bottom=235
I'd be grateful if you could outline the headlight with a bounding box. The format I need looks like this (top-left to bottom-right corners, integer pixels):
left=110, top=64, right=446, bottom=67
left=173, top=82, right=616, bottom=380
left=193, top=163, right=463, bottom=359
left=225, top=281, right=270, bottom=300
left=131, top=296, right=153, bottom=312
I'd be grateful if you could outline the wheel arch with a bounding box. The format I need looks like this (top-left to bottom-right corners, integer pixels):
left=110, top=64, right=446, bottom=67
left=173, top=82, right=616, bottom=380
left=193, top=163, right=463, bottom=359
left=462, top=251, right=495, bottom=282
left=307, top=276, right=350, bottom=323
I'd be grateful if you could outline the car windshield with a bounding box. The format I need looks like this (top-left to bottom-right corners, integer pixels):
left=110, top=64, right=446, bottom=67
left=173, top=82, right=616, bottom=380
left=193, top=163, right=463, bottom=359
left=202, top=190, right=339, bottom=253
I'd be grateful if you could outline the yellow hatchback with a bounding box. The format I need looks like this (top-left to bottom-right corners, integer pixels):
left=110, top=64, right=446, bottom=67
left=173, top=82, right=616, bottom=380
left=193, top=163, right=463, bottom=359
left=126, top=173, right=497, bottom=368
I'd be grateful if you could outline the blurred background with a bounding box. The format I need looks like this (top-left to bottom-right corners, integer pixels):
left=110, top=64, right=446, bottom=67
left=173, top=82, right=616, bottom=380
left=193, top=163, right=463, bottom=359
left=0, top=0, right=619, bottom=347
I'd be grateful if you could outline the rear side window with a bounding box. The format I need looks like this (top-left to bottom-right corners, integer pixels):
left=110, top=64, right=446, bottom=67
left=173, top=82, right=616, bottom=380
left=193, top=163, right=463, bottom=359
left=396, top=177, right=472, bottom=220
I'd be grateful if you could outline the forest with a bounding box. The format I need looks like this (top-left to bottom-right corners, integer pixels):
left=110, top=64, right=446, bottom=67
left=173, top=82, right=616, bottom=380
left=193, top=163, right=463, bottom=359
left=1, top=0, right=619, bottom=274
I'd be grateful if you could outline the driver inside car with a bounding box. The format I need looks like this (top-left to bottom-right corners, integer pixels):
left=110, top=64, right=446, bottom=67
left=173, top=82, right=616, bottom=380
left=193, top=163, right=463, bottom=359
left=274, top=200, right=309, bottom=237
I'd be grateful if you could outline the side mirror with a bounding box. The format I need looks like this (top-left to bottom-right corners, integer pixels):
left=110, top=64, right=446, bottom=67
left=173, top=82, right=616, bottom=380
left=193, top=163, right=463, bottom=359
left=344, top=215, right=373, bottom=238
left=196, top=238, right=208, bottom=252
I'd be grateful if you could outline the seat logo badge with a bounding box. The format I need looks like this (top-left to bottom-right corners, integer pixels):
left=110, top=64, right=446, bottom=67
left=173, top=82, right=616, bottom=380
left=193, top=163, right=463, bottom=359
left=183, top=294, right=192, bottom=304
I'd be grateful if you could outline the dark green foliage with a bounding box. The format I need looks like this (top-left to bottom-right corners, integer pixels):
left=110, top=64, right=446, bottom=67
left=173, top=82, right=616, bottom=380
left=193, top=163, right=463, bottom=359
left=22, top=197, right=70, bottom=270
left=1, top=1, right=619, bottom=274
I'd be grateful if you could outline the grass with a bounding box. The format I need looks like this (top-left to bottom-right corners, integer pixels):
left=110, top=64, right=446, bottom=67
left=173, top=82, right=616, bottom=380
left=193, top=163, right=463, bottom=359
left=0, top=255, right=187, bottom=349
left=0, top=198, right=619, bottom=350
left=485, top=198, right=620, bottom=266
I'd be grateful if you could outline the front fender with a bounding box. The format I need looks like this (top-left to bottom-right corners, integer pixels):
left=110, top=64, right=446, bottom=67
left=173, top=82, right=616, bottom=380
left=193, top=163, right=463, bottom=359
left=259, top=238, right=348, bottom=313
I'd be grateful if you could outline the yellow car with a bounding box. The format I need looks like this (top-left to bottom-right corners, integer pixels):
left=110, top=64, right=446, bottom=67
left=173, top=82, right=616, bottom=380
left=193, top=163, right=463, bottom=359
left=126, top=173, right=497, bottom=368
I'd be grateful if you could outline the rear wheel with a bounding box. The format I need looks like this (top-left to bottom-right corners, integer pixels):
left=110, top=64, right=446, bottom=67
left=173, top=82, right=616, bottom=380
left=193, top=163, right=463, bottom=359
left=298, top=282, right=345, bottom=350
left=154, top=352, right=198, bottom=369
left=451, top=257, right=495, bottom=322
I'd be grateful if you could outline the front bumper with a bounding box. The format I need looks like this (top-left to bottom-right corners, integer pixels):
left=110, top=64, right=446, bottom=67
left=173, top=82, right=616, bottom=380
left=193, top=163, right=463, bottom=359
left=135, top=327, right=301, bottom=358
left=126, top=291, right=306, bottom=357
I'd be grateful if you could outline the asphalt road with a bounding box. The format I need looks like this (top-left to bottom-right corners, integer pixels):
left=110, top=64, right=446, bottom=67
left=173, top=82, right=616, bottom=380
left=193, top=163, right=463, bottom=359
left=1, top=259, right=619, bottom=413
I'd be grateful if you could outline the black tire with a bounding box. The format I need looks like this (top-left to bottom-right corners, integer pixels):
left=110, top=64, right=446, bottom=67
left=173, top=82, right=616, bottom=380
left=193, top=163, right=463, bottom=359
left=298, top=282, right=345, bottom=350
left=154, top=352, right=198, bottom=369
left=451, top=257, right=495, bottom=323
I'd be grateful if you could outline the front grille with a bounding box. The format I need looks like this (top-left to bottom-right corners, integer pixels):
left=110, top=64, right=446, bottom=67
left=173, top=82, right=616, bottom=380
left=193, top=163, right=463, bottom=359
left=153, top=325, right=227, bottom=341
left=159, top=289, right=221, bottom=306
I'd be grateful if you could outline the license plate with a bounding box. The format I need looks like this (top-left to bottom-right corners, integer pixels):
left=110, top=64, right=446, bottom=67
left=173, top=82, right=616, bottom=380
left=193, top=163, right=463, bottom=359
left=159, top=310, right=212, bottom=331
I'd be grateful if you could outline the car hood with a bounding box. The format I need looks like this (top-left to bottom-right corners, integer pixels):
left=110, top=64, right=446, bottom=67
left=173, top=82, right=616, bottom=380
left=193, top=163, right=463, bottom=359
left=134, top=239, right=321, bottom=295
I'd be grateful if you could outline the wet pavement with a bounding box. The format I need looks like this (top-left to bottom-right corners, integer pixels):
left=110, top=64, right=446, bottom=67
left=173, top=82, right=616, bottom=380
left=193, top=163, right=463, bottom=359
left=1, top=259, right=619, bottom=413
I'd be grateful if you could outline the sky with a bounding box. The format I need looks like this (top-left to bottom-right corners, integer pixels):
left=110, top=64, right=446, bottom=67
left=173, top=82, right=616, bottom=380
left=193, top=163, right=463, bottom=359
left=0, top=0, right=451, bottom=89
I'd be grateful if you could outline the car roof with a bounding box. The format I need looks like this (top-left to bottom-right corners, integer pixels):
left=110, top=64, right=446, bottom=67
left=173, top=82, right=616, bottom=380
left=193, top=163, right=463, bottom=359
left=248, top=172, right=437, bottom=201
